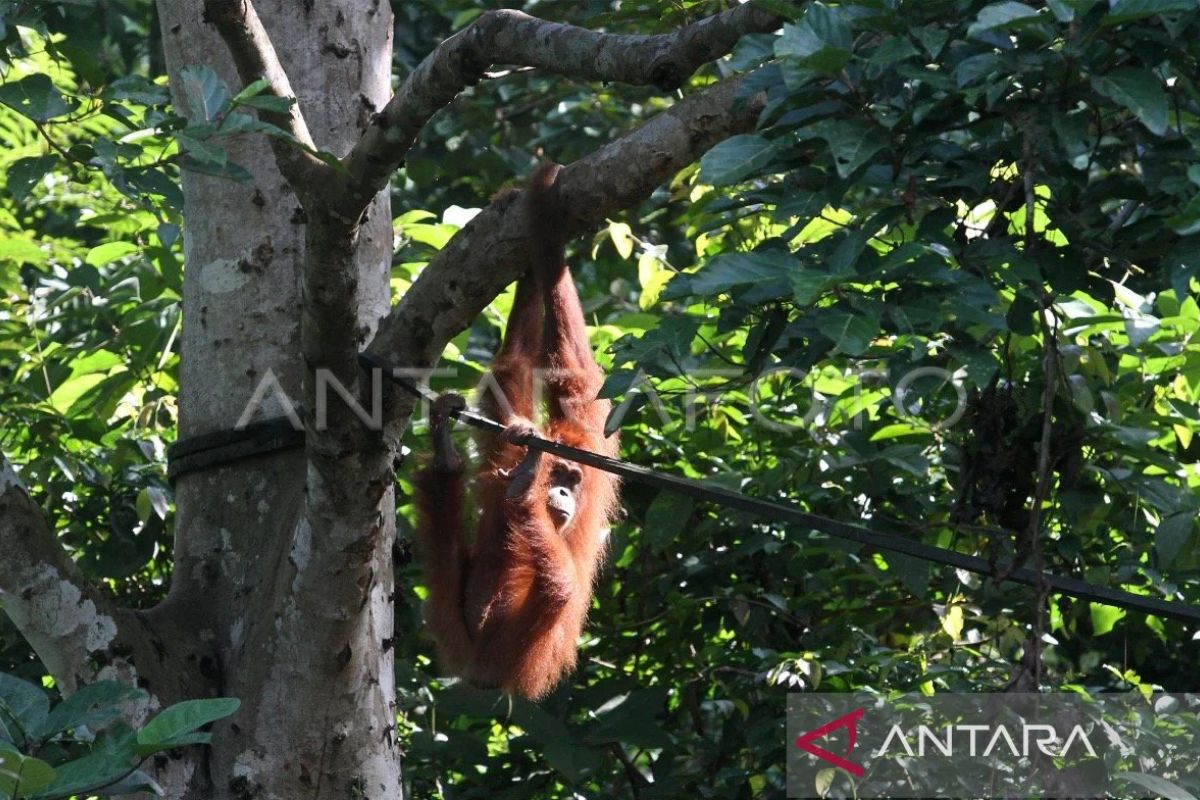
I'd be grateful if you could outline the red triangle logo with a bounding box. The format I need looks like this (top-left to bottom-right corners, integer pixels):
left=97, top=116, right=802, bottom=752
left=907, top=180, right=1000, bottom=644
left=794, top=707, right=865, bottom=777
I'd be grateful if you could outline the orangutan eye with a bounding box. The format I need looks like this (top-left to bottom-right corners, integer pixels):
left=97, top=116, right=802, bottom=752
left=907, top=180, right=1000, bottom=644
left=553, top=465, right=581, bottom=487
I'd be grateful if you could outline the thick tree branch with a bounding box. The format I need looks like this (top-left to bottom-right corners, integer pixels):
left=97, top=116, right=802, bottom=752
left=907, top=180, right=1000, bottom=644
left=202, top=0, right=332, bottom=194
left=0, top=454, right=123, bottom=686
left=338, top=3, right=786, bottom=214
left=0, top=451, right=212, bottom=714
left=366, top=71, right=767, bottom=423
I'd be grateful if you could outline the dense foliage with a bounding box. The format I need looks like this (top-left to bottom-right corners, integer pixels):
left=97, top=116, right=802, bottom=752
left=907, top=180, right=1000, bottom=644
left=0, top=675, right=237, bottom=799
left=1, top=0, right=1198, bottom=798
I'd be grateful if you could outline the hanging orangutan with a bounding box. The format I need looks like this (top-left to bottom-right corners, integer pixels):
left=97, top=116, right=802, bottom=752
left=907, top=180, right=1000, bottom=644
left=414, top=163, right=620, bottom=699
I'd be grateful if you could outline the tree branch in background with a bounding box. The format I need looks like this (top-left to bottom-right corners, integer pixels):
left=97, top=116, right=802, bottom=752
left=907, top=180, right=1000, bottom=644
left=366, top=71, right=767, bottom=419
left=0, top=453, right=126, bottom=689
left=338, top=3, right=786, bottom=213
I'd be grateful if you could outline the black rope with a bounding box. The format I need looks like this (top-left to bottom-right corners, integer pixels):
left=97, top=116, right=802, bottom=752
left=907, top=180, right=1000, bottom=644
left=360, top=352, right=1200, bottom=625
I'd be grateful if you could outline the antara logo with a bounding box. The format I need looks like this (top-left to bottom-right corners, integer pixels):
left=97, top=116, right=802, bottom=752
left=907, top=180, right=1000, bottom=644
left=874, top=723, right=1099, bottom=758
left=793, top=708, right=1102, bottom=776
left=794, top=708, right=866, bottom=777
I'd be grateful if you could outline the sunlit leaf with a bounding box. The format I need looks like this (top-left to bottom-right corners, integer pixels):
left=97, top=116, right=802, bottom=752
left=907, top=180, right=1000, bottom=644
left=0, top=74, right=72, bottom=121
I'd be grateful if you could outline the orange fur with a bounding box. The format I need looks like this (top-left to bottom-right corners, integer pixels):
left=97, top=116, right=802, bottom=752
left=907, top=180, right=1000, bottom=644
left=414, top=164, right=620, bottom=699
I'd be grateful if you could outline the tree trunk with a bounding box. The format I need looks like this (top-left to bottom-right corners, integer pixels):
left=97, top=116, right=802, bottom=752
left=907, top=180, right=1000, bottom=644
left=155, top=1, right=399, bottom=797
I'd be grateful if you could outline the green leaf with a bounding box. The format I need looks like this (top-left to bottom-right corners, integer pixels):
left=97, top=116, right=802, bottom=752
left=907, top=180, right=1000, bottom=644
left=797, top=2, right=851, bottom=51
left=135, top=698, right=239, bottom=755
left=0, top=74, right=72, bottom=121
left=607, top=317, right=701, bottom=379
left=827, top=228, right=870, bottom=275
left=1167, top=193, right=1200, bottom=236
left=1091, top=68, right=1168, bottom=136
left=84, top=769, right=162, bottom=797
left=236, top=94, right=296, bottom=114
left=0, top=238, right=48, bottom=266
left=644, top=492, right=695, bottom=553
left=64, top=351, right=123, bottom=381
left=813, top=120, right=887, bottom=178
left=137, top=487, right=170, bottom=522
left=0, top=752, right=55, bottom=798
left=49, top=372, right=110, bottom=414
left=178, top=156, right=252, bottom=181
left=1045, top=0, right=1075, bottom=21
left=230, top=78, right=296, bottom=114
left=136, top=732, right=210, bottom=755
left=178, top=65, right=230, bottom=122
left=915, top=25, right=950, bottom=57
left=510, top=703, right=595, bottom=781
left=231, top=77, right=271, bottom=102
left=157, top=223, right=181, bottom=249
left=967, top=2, right=1041, bottom=37
left=30, top=753, right=132, bottom=800
left=1105, top=0, right=1196, bottom=23
left=1116, top=772, right=1198, bottom=800
left=6, top=156, right=58, bottom=202
left=84, top=242, right=139, bottom=267
left=867, top=37, right=919, bottom=66
left=0, top=674, right=49, bottom=741
left=823, top=308, right=880, bottom=354
left=684, top=252, right=797, bottom=297
left=33, top=681, right=146, bottom=741
left=954, top=53, right=1003, bottom=88
left=93, top=723, right=137, bottom=758
left=1123, top=313, right=1159, bottom=347
left=1155, top=512, right=1195, bottom=569
left=583, top=691, right=672, bottom=749
left=776, top=189, right=828, bottom=221
left=791, top=270, right=844, bottom=305
left=177, top=132, right=228, bottom=166
left=1090, top=602, right=1125, bottom=635
left=105, top=75, right=169, bottom=105
left=1006, top=293, right=1038, bottom=335
left=775, top=2, right=852, bottom=73
left=892, top=554, right=932, bottom=598
left=699, top=134, right=778, bottom=186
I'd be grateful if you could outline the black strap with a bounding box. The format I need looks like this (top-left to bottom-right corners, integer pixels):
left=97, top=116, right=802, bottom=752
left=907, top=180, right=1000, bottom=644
left=167, top=415, right=304, bottom=483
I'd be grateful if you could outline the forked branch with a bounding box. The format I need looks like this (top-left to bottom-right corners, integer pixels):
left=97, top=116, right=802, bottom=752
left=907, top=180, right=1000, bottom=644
left=339, top=4, right=786, bottom=212
left=366, top=71, right=768, bottom=392
left=204, top=0, right=787, bottom=218
left=201, top=0, right=331, bottom=193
